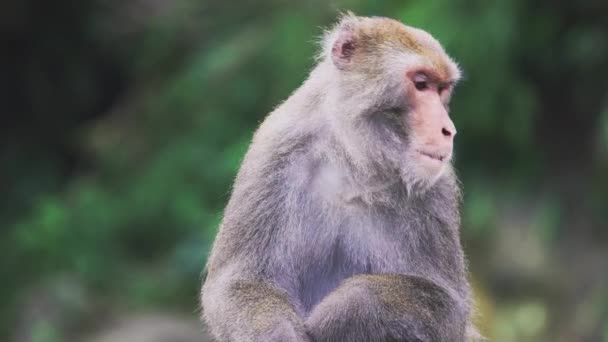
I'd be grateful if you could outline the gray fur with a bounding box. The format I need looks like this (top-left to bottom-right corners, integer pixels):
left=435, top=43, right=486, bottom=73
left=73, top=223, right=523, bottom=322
left=202, top=15, right=475, bottom=342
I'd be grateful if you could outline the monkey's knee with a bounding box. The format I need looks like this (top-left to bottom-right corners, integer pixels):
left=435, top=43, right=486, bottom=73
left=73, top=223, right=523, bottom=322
left=383, top=275, right=468, bottom=341
left=306, top=275, right=399, bottom=341
left=305, top=281, right=375, bottom=341
left=306, top=275, right=467, bottom=342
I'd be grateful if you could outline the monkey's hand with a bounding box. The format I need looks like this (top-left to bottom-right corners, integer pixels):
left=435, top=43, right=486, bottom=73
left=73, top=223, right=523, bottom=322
left=202, top=276, right=310, bottom=342
left=305, top=274, right=467, bottom=342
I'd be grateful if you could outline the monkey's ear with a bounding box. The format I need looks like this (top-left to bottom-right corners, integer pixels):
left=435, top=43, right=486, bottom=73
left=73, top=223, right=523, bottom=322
left=331, top=25, right=357, bottom=70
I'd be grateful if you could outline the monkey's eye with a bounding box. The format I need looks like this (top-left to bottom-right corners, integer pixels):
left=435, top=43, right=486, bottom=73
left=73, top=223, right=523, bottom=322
left=415, top=81, right=428, bottom=91
left=413, top=74, right=429, bottom=91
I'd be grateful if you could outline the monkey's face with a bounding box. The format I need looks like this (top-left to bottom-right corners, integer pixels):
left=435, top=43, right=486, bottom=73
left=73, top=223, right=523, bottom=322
left=360, top=54, right=459, bottom=189
left=399, top=69, right=456, bottom=184
left=359, top=67, right=457, bottom=190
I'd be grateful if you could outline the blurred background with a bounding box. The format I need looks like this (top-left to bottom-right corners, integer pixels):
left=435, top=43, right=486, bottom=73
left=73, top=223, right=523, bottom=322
left=1, top=0, right=607, bottom=341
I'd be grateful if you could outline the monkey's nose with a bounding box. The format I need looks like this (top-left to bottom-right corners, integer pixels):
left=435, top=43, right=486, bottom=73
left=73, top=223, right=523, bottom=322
left=441, top=126, right=456, bottom=138
left=439, top=113, right=457, bottom=139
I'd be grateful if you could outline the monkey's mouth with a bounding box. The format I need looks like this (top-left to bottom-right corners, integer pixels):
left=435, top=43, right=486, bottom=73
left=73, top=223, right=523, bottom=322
left=417, top=150, right=449, bottom=162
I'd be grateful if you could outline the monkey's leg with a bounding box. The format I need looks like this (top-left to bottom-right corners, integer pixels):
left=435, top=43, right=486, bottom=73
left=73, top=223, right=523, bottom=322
left=305, top=274, right=466, bottom=342
left=203, top=277, right=310, bottom=342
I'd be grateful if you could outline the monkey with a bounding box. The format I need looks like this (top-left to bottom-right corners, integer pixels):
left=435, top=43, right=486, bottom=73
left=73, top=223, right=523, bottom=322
left=201, top=13, right=478, bottom=342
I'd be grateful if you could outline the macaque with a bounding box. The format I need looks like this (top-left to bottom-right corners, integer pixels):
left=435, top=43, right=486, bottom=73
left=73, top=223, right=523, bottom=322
left=201, top=13, right=477, bottom=342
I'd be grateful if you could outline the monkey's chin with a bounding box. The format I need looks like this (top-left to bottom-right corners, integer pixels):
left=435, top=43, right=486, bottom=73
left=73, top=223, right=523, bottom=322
left=402, top=153, right=448, bottom=192
left=417, top=152, right=447, bottom=174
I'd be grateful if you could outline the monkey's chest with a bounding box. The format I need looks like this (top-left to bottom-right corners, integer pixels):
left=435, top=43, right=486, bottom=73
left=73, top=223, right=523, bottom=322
left=289, top=163, right=425, bottom=312
left=294, top=212, right=409, bottom=313
left=296, top=238, right=360, bottom=313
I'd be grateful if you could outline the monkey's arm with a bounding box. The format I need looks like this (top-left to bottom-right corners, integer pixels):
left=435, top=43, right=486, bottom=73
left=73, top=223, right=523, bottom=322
left=305, top=274, right=467, bottom=342
left=202, top=270, right=310, bottom=342
left=201, top=136, right=316, bottom=341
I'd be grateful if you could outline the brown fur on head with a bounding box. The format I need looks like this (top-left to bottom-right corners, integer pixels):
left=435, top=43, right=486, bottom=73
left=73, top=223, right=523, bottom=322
left=324, top=13, right=461, bottom=81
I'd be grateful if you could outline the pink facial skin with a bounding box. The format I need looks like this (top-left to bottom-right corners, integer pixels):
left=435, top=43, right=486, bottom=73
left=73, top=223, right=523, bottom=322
left=405, top=69, right=457, bottom=174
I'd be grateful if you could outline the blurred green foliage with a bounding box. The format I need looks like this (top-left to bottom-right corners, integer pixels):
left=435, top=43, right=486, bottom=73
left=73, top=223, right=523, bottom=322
left=1, top=0, right=607, bottom=341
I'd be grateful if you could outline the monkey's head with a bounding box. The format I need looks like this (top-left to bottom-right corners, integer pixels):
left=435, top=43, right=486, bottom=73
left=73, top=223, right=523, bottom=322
left=322, top=14, right=461, bottom=192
